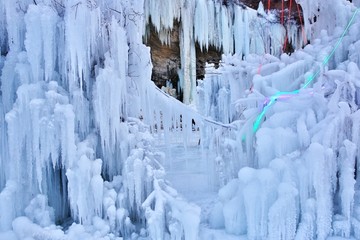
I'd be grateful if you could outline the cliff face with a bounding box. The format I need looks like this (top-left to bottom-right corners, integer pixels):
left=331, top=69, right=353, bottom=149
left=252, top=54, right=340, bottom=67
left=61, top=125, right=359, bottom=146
left=244, top=0, right=300, bottom=15
left=145, top=0, right=304, bottom=99
left=144, top=20, right=222, bottom=100
left=144, top=21, right=181, bottom=90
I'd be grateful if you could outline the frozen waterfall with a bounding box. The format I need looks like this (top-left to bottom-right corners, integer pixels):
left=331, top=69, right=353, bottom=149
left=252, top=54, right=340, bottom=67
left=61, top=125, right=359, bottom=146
left=1, top=0, right=360, bottom=239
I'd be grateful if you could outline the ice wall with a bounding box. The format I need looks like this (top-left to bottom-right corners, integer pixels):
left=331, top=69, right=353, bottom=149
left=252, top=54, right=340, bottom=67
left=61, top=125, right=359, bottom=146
left=0, top=0, right=200, bottom=238
left=297, top=0, right=354, bottom=41
left=200, top=1, right=360, bottom=238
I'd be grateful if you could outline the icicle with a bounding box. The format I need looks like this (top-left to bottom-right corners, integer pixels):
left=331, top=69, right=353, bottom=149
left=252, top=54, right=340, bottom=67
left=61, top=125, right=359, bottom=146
left=93, top=17, right=129, bottom=177
left=220, top=5, right=233, bottom=55
left=308, top=143, right=333, bottom=240
left=194, top=0, right=209, bottom=50
left=234, top=6, right=246, bottom=56
left=64, top=0, right=100, bottom=96
left=333, top=140, right=356, bottom=237
left=179, top=0, right=196, bottom=104
left=24, top=5, right=43, bottom=83
left=1, top=51, right=23, bottom=113
left=268, top=183, right=298, bottom=240
left=3, top=0, right=27, bottom=52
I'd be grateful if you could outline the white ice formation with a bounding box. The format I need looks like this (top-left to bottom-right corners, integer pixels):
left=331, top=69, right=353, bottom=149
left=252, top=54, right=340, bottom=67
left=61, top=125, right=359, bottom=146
left=0, top=0, right=199, bottom=239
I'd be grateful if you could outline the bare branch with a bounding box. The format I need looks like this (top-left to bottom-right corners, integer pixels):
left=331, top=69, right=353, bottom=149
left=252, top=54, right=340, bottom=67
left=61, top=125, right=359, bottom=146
left=108, top=7, right=121, bottom=15
left=71, top=2, right=81, bottom=19
left=52, top=0, right=65, bottom=9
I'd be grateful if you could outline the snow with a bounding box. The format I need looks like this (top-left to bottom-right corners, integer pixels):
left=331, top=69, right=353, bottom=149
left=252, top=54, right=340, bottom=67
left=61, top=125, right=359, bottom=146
left=1, top=0, right=360, bottom=239
left=24, top=195, right=54, bottom=227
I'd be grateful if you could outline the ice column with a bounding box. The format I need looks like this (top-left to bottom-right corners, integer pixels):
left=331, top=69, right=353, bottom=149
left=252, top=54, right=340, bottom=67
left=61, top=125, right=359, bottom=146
left=180, top=0, right=196, bottom=104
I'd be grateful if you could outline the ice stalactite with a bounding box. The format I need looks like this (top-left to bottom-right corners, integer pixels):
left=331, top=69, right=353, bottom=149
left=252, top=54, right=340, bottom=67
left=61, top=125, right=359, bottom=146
left=194, top=0, right=209, bottom=50
left=66, top=135, right=104, bottom=225
left=220, top=5, right=234, bottom=55
left=93, top=17, right=129, bottom=179
left=64, top=0, right=101, bottom=97
left=234, top=5, right=249, bottom=57
left=0, top=0, right=32, bottom=116
left=144, top=0, right=181, bottom=33
left=127, top=45, right=153, bottom=119
left=179, top=0, right=196, bottom=105
left=24, top=5, right=58, bottom=83
left=61, top=0, right=101, bottom=142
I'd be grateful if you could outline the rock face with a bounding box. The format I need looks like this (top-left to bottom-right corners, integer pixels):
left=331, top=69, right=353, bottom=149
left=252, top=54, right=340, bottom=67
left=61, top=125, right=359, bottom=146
left=144, top=20, right=222, bottom=100
left=239, top=0, right=302, bottom=22
left=144, top=21, right=181, bottom=91
left=144, top=0, right=304, bottom=100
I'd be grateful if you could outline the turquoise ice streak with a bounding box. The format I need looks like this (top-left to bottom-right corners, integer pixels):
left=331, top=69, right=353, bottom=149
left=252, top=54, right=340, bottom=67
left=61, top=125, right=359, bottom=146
left=252, top=7, right=360, bottom=133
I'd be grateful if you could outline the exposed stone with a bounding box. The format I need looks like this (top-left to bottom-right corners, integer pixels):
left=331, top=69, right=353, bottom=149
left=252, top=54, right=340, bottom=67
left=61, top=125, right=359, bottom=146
left=144, top=20, right=181, bottom=90
left=237, top=0, right=303, bottom=24
left=144, top=20, right=222, bottom=100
